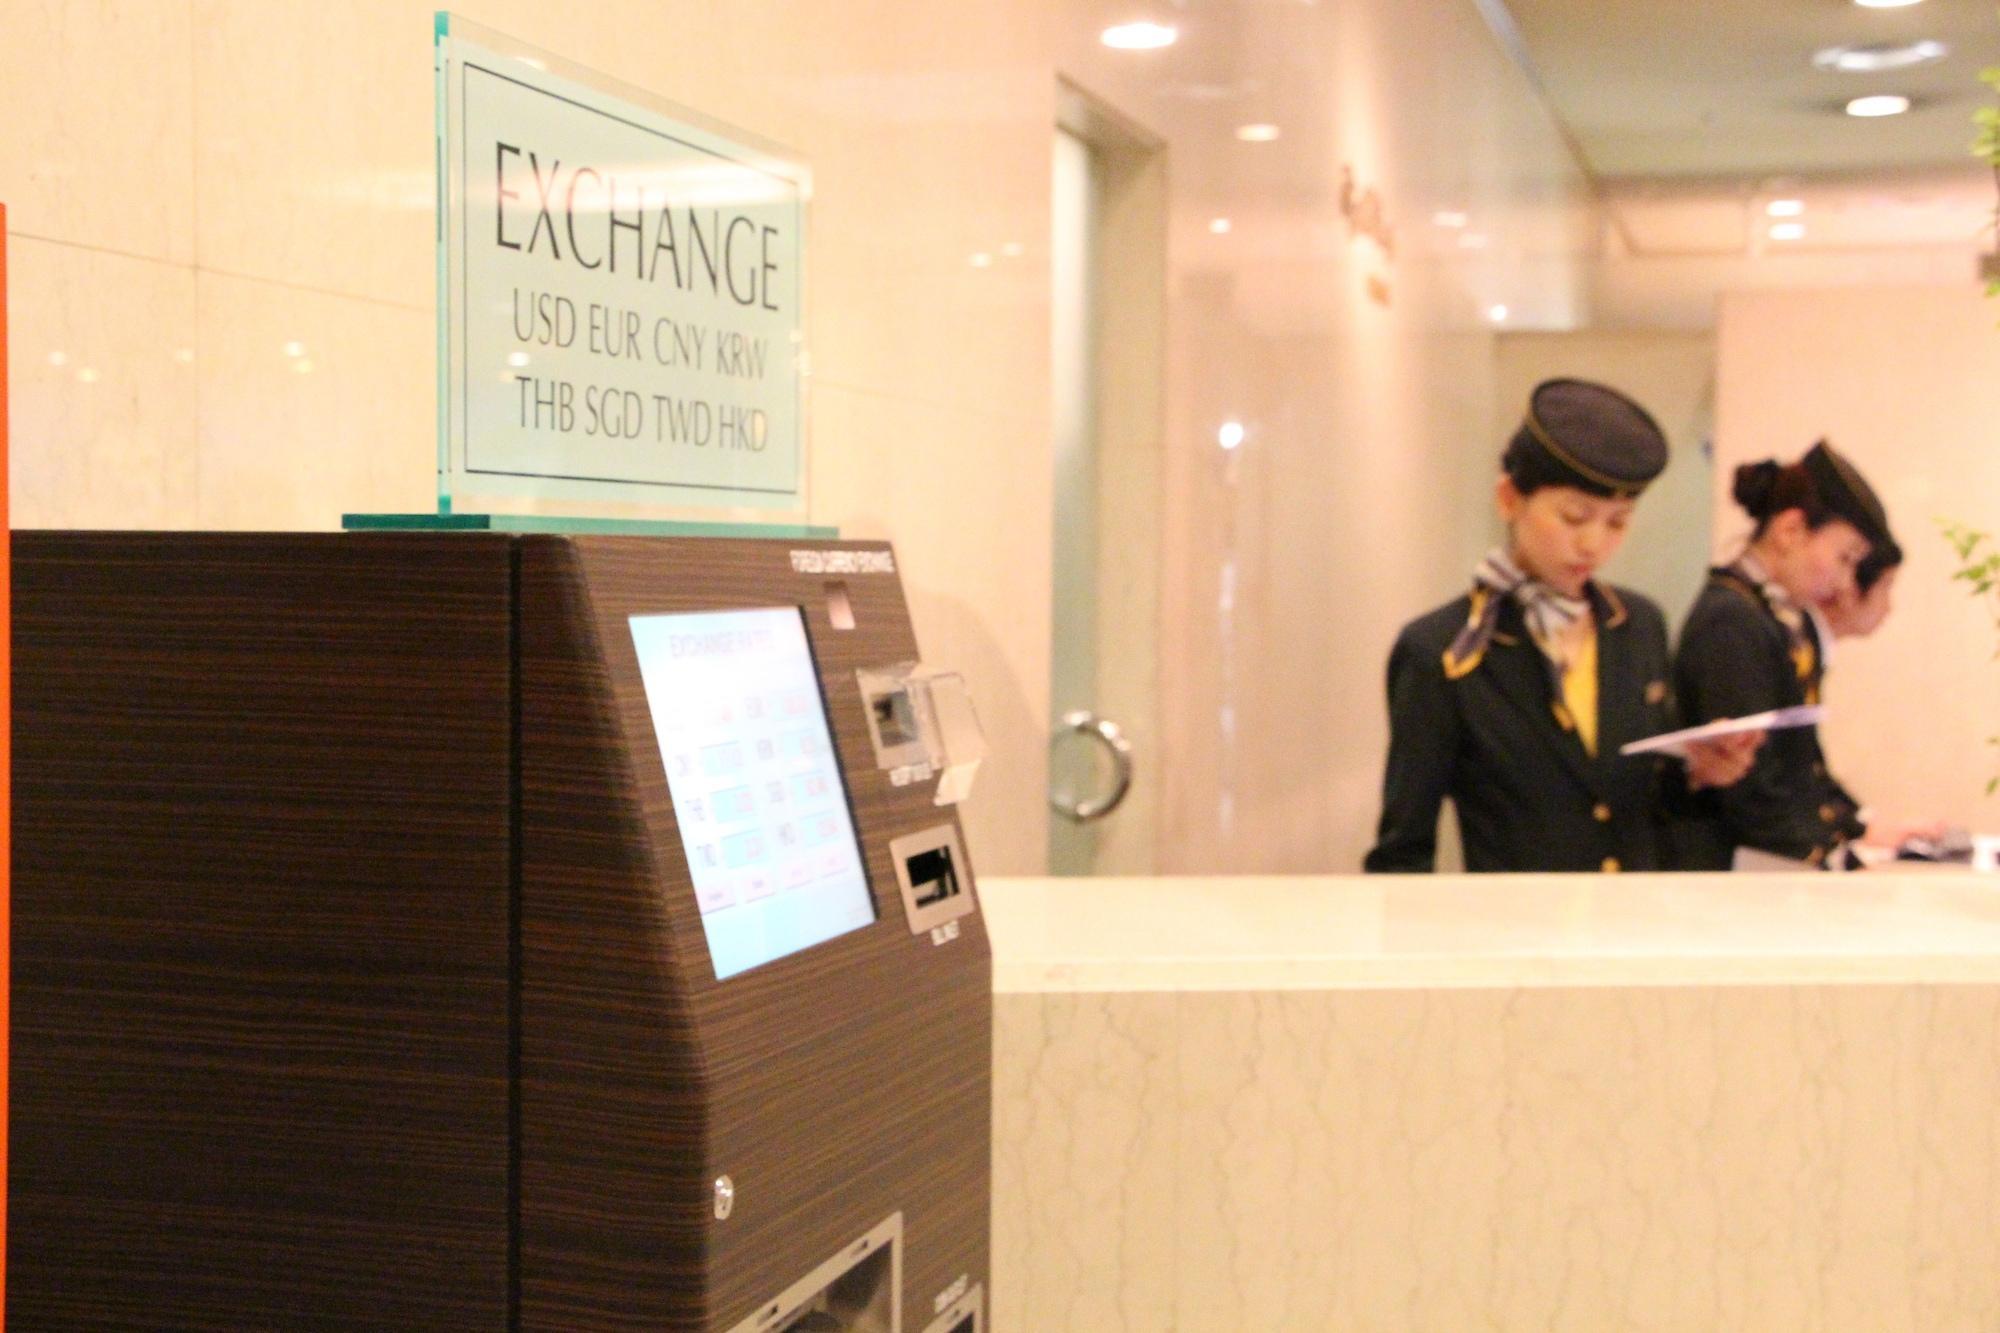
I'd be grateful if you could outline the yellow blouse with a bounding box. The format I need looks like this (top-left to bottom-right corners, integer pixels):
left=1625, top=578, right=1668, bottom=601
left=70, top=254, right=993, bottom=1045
left=1540, top=620, right=1599, bottom=757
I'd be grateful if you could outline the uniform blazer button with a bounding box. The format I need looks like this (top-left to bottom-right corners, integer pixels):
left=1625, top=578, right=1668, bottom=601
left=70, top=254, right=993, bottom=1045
left=1820, top=803, right=1837, bottom=822
left=1593, top=803, right=1612, bottom=823
left=1601, top=857, right=1621, bottom=873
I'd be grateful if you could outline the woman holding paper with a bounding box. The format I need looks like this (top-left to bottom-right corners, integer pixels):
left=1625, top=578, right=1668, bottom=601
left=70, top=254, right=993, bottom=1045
left=1365, top=380, right=1758, bottom=873
left=1672, top=442, right=1895, bottom=868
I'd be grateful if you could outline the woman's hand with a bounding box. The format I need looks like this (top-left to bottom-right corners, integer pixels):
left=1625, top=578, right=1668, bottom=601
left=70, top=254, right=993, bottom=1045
left=1684, top=731, right=1763, bottom=791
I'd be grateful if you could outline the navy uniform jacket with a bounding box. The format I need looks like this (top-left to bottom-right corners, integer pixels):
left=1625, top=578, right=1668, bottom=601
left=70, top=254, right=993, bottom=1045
left=1365, top=584, right=1685, bottom=873
left=1672, top=569, right=1863, bottom=869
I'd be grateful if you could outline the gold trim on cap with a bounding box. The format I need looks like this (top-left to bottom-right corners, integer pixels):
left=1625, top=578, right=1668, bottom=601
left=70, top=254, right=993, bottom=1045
left=1523, top=408, right=1643, bottom=497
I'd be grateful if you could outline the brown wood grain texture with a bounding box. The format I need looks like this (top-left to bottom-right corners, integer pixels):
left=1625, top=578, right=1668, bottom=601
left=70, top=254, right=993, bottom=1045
left=8, top=532, right=515, bottom=1331
left=10, top=532, right=991, bottom=1332
left=519, top=537, right=991, bottom=1333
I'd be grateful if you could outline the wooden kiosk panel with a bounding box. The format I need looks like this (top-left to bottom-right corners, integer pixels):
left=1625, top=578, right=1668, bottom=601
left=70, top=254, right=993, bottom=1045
left=520, top=537, right=990, bottom=1332
left=8, top=532, right=516, bottom=1330
left=10, top=532, right=991, bottom=1331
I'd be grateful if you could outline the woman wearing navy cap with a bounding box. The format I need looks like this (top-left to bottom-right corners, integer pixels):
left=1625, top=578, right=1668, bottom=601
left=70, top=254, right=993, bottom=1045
left=1673, top=442, right=1901, bottom=868
left=1365, top=379, right=1759, bottom=873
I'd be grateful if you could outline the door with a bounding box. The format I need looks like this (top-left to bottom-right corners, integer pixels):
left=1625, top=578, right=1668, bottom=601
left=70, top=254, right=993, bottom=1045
left=1047, top=93, right=1165, bottom=875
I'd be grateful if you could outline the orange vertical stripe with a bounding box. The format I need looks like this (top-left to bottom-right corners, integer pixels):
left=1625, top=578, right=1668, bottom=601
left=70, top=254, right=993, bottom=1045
left=2, top=202, right=13, bottom=1331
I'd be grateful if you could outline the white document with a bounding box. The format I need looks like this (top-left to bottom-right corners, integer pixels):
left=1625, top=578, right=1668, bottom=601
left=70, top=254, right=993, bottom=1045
left=1617, top=705, right=1824, bottom=758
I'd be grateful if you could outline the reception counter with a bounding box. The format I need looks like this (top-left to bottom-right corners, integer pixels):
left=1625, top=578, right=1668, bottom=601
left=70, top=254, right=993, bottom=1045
left=983, top=872, right=2000, bottom=1331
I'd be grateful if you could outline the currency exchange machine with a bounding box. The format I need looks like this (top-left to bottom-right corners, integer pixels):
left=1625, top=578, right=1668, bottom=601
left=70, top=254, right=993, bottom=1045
left=10, top=531, right=990, bottom=1333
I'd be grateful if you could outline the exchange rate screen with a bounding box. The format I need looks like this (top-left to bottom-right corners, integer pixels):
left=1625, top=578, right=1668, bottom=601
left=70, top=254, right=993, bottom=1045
left=629, top=607, right=875, bottom=980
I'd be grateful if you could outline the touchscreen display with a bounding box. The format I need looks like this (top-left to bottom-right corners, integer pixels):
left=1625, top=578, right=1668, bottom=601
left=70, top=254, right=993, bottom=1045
left=629, top=607, right=876, bottom=979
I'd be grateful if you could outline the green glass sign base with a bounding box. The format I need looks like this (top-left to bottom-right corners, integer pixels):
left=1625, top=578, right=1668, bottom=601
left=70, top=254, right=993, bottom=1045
left=343, top=513, right=839, bottom=539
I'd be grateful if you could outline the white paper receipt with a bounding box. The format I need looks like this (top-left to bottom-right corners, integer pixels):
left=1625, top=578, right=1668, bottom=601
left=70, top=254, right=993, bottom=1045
left=1618, top=705, right=1824, bottom=758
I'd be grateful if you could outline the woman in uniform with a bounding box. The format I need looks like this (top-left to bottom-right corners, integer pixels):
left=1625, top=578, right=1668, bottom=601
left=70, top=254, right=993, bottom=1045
left=1673, top=441, right=1896, bottom=869
left=1365, top=379, right=1758, bottom=873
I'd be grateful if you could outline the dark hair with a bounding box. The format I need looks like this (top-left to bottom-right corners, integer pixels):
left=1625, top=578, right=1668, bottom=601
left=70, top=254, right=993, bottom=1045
left=1855, top=538, right=1903, bottom=593
left=1732, top=459, right=1834, bottom=537
left=1500, top=431, right=1572, bottom=496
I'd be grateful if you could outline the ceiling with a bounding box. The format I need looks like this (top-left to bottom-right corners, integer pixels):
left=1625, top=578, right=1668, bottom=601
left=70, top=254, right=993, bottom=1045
left=1499, top=0, right=2000, bottom=181
left=1494, top=0, right=1999, bottom=269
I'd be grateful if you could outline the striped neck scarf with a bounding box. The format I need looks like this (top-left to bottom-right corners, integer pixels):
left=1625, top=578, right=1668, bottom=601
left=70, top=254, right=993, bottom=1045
left=1732, top=551, right=1818, bottom=688
left=1443, top=547, right=1590, bottom=680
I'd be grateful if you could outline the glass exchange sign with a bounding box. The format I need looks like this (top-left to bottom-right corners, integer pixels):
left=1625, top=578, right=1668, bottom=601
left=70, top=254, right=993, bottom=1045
left=438, top=16, right=808, bottom=513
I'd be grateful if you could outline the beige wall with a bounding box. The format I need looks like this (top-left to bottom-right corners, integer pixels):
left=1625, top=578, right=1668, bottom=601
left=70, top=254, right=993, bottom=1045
left=1592, top=247, right=1986, bottom=333
left=1715, top=285, right=2000, bottom=834
left=4, top=0, right=1591, bottom=874
left=1494, top=331, right=1717, bottom=627
left=1061, top=1, right=1594, bottom=873
left=3, top=0, right=1059, bottom=873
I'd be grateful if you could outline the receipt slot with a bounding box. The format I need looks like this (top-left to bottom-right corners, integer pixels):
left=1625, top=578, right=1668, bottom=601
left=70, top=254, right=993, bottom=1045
left=10, top=533, right=991, bottom=1332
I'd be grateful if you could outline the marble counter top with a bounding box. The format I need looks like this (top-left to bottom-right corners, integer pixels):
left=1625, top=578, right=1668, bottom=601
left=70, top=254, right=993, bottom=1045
left=981, top=870, right=2000, bottom=991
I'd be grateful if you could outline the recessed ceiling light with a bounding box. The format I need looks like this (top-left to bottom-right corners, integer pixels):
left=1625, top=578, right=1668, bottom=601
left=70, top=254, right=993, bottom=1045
left=1217, top=421, right=1246, bottom=451
left=1813, top=40, right=1948, bottom=73
left=968, top=252, right=994, bottom=268
left=1488, top=304, right=1509, bottom=323
left=1769, top=222, right=1807, bottom=241
left=1432, top=210, right=1469, bottom=228
left=1845, top=94, right=1912, bottom=117
left=1209, top=217, right=1233, bottom=234
left=1235, top=123, right=1281, bottom=142
left=1101, top=21, right=1178, bottom=50
left=1853, top=0, right=1924, bottom=8
left=1766, top=199, right=1805, bottom=217
left=1458, top=232, right=1489, bottom=250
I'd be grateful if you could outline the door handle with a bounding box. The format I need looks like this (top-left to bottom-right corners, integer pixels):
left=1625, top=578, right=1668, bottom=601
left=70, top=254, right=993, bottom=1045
left=1049, top=710, right=1134, bottom=823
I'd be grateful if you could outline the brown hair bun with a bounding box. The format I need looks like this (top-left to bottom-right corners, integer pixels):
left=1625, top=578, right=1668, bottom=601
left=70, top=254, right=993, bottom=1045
left=1731, top=459, right=1783, bottom=518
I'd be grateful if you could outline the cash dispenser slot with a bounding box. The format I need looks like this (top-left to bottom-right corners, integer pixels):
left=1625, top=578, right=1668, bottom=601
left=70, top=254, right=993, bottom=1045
left=889, top=824, right=977, bottom=935
left=870, top=686, right=923, bottom=754
left=909, top=845, right=958, bottom=908
left=854, top=664, right=987, bottom=807
left=857, top=665, right=932, bottom=771
left=728, top=1214, right=901, bottom=1333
